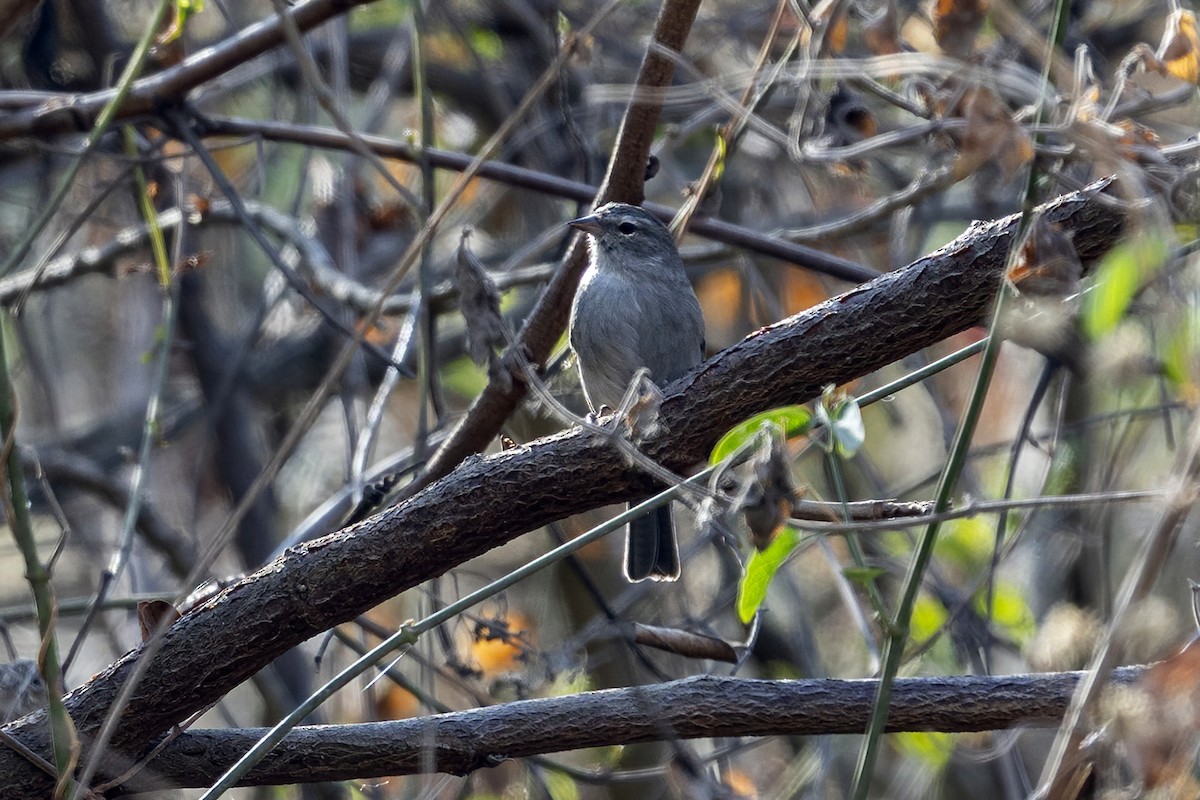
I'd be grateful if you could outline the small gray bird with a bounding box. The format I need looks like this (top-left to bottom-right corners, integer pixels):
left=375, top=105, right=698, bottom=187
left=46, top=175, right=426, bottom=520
left=568, top=202, right=705, bottom=581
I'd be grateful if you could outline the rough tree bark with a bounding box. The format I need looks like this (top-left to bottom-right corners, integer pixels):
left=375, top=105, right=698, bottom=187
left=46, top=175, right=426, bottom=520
left=113, top=668, right=1144, bottom=790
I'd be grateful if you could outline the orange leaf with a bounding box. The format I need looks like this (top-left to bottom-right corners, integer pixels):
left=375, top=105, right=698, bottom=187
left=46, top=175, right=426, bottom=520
left=810, top=0, right=849, bottom=55
left=1159, top=10, right=1200, bottom=84
left=469, top=611, right=534, bottom=675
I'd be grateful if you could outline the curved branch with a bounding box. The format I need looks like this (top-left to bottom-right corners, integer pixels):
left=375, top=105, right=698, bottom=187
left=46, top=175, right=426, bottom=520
left=111, top=668, right=1144, bottom=790
left=0, top=177, right=1125, bottom=795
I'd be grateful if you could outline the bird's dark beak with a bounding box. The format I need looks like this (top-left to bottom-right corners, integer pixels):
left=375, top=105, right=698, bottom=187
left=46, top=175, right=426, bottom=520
left=568, top=214, right=602, bottom=236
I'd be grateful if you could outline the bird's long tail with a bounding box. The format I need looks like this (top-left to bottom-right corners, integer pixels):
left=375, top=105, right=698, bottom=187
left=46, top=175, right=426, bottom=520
left=625, top=504, right=680, bottom=582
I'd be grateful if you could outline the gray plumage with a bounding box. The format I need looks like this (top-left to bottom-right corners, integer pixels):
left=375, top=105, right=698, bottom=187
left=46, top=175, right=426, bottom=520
left=568, top=202, right=705, bottom=581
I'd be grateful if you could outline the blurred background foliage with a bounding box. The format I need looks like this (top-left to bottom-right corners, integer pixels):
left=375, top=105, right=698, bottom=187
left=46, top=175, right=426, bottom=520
left=1, top=0, right=1200, bottom=797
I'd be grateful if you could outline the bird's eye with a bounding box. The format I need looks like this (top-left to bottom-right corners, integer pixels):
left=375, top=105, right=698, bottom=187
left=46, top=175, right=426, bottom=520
left=617, top=221, right=637, bottom=235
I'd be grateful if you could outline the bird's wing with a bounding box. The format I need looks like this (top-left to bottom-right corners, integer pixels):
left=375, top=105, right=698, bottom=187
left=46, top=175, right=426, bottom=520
left=569, top=271, right=644, bottom=410
left=637, top=278, right=706, bottom=384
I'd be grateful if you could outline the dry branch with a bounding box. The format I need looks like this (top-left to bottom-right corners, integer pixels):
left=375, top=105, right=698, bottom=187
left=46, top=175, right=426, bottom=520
left=111, top=668, right=1143, bottom=790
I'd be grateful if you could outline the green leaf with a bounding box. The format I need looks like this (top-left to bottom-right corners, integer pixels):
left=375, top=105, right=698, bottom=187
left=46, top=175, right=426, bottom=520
left=544, top=770, right=580, bottom=800
left=736, top=526, right=800, bottom=624
left=1082, top=234, right=1168, bottom=340
left=894, top=731, right=955, bottom=771
left=1043, top=441, right=1078, bottom=498
left=910, top=593, right=948, bottom=645
left=710, top=407, right=812, bottom=466
left=469, top=27, right=504, bottom=61
left=712, top=132, right=727, bottom=183
left=974, top=581, right=1036, bottom=646
left=934, top=517, right=994, bottom=571
left=440, top=356, right=488, bottom=399
left=1161, top=307, right=1200, bottom=389
left=842, top=566, right=886, bottom=585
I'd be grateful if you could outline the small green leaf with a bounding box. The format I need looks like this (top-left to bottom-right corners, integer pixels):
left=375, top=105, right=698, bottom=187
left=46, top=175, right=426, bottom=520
left=935, top=517, right=993, bottom=571
left=712, top=132, right=727, bottom=183
left=544, top=769, right=580, bottom=800
left=440, top=356, right=488, bottom=399
left=842, top=566, right=886, bottom=585
left=910, top=593, right=948, bottom=645
left=710, top=406, right=812, bottom=466
left=1082, top=234, right=1167, bottom=340
left=736, top=526, right=800, bottom=624
left=469, top=27, right=504, bottom=61
left=975, top=582, right=1036, bottom=646
left=1161, top=307, right=1200, bottom=389
left=894, top=731, right=955, bottom=771
left=1043, top=441, right=1078, bottom=497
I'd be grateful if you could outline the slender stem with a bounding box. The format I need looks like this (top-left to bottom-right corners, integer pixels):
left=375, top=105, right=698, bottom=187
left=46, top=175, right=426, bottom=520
left=123, top=128, right=173, bottom=288
left=412, top=0, right=440, bottom=456
left=849, top=0, right=1071, bottom=791
left=856, top=338, right=987, bottom=408
left=825, top=450, right=889, bottom=624
left=0, top=321, right=78, bottom=795
left=851, top=328, right=1005, bottom=796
